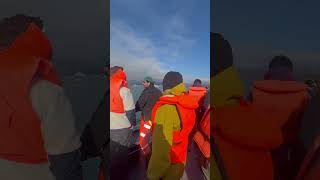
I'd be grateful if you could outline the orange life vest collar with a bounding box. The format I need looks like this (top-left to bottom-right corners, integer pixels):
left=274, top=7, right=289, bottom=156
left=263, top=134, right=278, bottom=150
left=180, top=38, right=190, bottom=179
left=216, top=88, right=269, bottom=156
left=253, top=80, right=307, bottom=94
left=189, top=86, right=207, bottom=92
left=188, top=86, right=207, bottom=102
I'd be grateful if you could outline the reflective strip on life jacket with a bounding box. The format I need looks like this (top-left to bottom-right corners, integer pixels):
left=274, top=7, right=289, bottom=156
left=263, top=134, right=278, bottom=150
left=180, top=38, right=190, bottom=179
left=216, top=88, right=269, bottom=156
left=144, top=123, right=151, bottom=129
left=140, top=132, right=146, bottom=137
left=139, top=116, right=152, bottom=154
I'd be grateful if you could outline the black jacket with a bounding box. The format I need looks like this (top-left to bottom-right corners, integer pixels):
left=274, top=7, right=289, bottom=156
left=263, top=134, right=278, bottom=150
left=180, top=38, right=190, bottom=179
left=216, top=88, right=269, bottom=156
left=135, top=84, right=162, bottom=121
left=77, top=91, right=108, bottom=180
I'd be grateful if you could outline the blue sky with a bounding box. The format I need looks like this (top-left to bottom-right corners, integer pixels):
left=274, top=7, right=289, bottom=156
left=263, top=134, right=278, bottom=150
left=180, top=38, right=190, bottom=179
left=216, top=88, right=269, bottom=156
left=213, top=0, right=320, bottom=73
left=111, top=0, right=210, bottom=82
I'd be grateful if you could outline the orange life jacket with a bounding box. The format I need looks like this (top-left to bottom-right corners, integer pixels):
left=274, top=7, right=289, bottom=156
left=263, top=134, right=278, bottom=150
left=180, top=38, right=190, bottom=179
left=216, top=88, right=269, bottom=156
left=151, top=94, right=198, bottom=163
left=110, top=69, right=128, bottom=113
left=139, top=116, right=152, bottom=155
left=252, top=80, right=309, bottom=179
left=193, top=105, right=211, bottom=159
left=188, top=86, right=207, bottom=102
left=213, top=100, right=283, bottom=180
left=252, top=80, right=308, bottom=130
left=0, top=23, right=61, bottom=164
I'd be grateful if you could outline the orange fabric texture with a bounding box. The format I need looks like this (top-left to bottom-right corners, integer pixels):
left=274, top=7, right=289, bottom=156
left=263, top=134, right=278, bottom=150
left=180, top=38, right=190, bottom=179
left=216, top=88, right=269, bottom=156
left=188, top=86, right=207, bottom=102
left=213, top=103, right=283, bottom=180
left=252, top=80, right=308, bottom=127
left=0, top=24, right=61, bottom=163
left=110, top=69, right=128, bottom=113
left=193, top=106, right=211, bottom=159
left=151, top=94, right=198, bottom=163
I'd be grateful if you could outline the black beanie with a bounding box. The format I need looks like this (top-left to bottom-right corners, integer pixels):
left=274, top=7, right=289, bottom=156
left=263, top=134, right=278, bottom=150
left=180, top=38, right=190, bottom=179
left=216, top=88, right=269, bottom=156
left=163, top=71, right=183, bottom=91
left=211, top=32, right=233, bottom=77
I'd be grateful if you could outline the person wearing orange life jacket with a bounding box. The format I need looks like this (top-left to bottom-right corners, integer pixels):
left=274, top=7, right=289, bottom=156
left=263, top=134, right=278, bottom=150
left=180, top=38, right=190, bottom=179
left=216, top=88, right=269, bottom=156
left=147, top=71, right=199, bottom=180
left=189, top=79, right=207, bottom=100
left=110, top=66, right=136, bottom=180
left=189, top=79, right=208, bottom=123
left=249, top=55, right=309, bottom=180
left=212, top=32, right=285, bottom=180
left=135, top=76, right=162, bottom=160
left=0, top=15, right=82, bottom=180
left=183, top=89, right=210, bottom=180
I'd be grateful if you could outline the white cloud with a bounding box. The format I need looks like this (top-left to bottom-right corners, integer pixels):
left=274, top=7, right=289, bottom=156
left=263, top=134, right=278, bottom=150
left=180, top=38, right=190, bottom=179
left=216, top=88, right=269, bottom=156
left=161, top=13, right=196, bottom=60
left=111, top=20, right=165, bottom=80
left=110, top=18, right=196, bottom=81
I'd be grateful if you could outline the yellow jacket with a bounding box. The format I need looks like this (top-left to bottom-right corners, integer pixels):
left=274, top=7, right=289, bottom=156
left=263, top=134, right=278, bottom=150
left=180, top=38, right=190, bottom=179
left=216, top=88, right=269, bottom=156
left=147, top=83, right=187, bottom=180
left=211, top=66, right=245, bottom=180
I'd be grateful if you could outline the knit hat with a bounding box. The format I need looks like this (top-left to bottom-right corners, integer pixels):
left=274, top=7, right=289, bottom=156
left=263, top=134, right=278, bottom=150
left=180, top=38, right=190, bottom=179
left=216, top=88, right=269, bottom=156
left=144, top=76, right=154, bottom=84
left=163, top=71, right=183, bottom=91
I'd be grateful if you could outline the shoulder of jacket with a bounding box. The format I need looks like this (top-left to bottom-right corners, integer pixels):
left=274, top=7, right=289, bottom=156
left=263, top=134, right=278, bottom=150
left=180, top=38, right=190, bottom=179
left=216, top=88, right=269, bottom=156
left=31, top=80, right=63, bottom=97
left=120, top=86, right=131, bottom=93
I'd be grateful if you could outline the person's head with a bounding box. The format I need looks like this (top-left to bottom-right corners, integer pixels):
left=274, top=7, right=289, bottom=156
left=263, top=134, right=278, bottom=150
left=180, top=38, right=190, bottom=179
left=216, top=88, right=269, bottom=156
left=110, top=66, right=124, bottom=77
left=163, top=71, right=183, bottom=92
left=211, top=32, right=233, bottom=77
left=0, top=14, right=44, bottom=50
left=193, top=79, right=202, bottom=87
left=265, top=55, right=294, bottom=80
left=268, top=55, right=293, bottom=71
left=142, top=76, right=154, bottom=88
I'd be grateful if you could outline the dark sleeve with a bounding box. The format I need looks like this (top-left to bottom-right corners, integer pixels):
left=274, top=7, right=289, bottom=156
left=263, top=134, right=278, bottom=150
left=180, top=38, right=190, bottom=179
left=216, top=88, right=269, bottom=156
left=204, top=91, right=210, bottom=107
left=48, top=149, right=83, bottom=180
left=300, top=93, right=320, bottom=149
left=135, top=90, right=147, bottom=112
left=80, top=92, right=108, bottom=161
left=80, top=125, right=99, bottom=161
left=126, top=109, right=136, bottom=127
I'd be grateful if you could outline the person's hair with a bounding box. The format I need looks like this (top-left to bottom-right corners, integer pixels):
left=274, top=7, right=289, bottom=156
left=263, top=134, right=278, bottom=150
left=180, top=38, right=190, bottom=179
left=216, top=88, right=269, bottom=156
left=194, top=79, right=202, bottom=85
left=193, top=79, right=202, bottom=86
left=211, top=32, right=233, bottom=77
left=0, top=14, right=43, bottom=47
left=110, top=66, right=123, bottom=76
left=269, top=55, right=293, bottom=71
